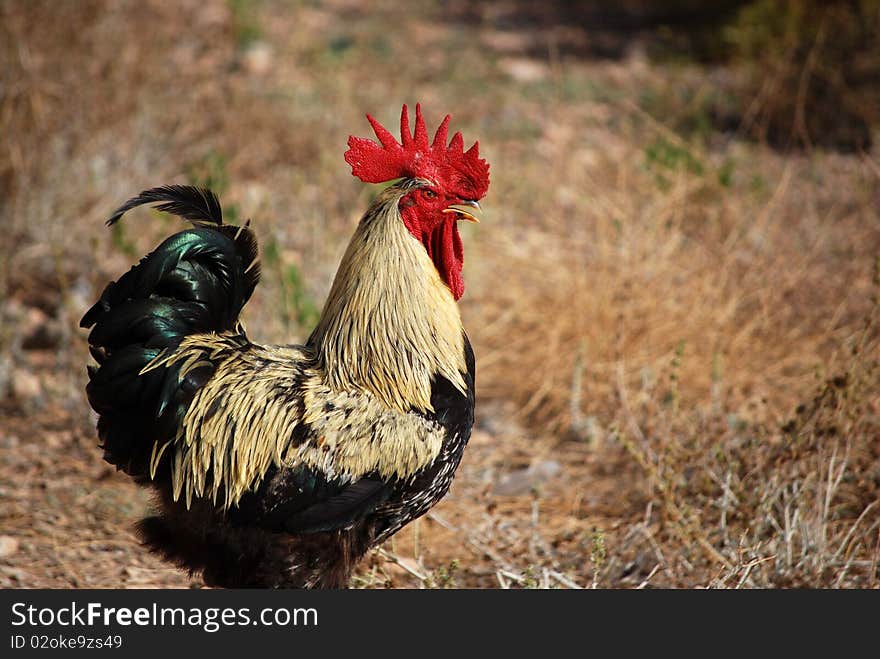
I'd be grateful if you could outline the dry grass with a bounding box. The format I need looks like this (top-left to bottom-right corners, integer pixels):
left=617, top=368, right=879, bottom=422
left=0, top=0, right=878, bottom=588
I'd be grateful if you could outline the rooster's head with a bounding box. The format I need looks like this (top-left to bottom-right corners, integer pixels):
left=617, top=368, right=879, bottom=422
left=344, top=104, right=490, bottom=300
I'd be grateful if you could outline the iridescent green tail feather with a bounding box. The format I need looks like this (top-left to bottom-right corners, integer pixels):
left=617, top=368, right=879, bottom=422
left=80, top=185, right=260, bottom=477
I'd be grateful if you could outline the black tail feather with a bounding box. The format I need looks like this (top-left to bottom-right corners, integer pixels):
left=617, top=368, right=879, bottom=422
left=82, top=185, right=260, bottom=478
left=107, top=185, right=223, bottom=226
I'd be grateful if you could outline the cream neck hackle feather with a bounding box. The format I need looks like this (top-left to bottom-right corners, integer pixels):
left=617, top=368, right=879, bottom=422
left=308, top=183, right=468, bottom=413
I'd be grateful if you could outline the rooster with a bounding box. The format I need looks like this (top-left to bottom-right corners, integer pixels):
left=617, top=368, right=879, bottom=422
left=80, top=104, right=489, bottom=588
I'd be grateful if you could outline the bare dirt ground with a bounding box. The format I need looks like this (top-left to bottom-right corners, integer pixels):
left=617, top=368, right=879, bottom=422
left=1, top=0, right=879, bottom=589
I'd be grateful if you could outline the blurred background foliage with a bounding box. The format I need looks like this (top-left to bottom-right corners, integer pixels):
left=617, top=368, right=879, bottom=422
left=452, top=0, right=879, bottom=150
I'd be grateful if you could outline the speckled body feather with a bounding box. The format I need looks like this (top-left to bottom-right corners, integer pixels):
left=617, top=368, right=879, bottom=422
left=81, top=183, right=475, bottom=588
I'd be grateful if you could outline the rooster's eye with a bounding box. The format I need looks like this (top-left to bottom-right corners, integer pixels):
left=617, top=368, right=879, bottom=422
left=422, top=189, right=437, bottom=199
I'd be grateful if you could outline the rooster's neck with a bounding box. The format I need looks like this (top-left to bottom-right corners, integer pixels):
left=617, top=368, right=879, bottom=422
left=308, top=186, right=468, bottom=413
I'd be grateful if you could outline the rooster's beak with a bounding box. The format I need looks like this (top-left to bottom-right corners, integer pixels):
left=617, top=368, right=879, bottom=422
left=443, top=200, right=482, bottom=223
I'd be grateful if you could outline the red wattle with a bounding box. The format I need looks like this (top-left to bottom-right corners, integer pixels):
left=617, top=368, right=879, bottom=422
left=401, top=208, right=464, bottom=300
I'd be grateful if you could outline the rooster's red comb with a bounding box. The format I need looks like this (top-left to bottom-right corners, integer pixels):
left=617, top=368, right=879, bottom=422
left=345, top=104, right=489, bottom=200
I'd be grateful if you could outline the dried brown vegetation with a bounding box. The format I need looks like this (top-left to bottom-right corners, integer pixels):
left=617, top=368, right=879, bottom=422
left=1, top=0, right=878, bottom=588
